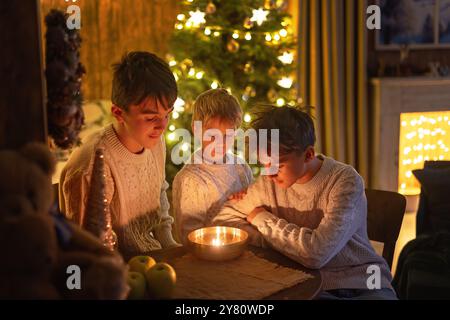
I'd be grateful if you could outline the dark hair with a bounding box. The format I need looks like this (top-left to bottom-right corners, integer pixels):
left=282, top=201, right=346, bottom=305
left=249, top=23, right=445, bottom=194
left=250, top=105, right=316, bottom=155
left=111, top=51, right=177, bottom=110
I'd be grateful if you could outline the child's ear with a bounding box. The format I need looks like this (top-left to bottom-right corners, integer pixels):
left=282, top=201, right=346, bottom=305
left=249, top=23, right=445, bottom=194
left=111, top=105, right=125, bottom=123
left=304, top=146, right=315, bottom=162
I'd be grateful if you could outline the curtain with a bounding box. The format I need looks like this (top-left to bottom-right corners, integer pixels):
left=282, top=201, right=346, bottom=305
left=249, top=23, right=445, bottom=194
left=298, top=0, right=370, bottom=185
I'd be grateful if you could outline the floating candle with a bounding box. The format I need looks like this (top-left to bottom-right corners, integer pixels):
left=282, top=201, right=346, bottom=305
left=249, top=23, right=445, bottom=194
left=188, top=226, right=248, bottom=261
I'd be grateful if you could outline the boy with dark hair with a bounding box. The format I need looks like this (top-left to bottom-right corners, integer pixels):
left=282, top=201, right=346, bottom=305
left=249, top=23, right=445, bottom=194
left=213, top=105, right=397, bottom=300
left=60, top=52, right=179, bottom=256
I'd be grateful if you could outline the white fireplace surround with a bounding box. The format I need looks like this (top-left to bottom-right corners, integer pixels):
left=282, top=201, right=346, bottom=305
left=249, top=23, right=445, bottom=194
left=370, top=77, right=450, bottom=194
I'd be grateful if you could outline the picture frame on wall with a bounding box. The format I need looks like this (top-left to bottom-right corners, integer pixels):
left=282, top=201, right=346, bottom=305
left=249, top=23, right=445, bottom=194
left=376, top=0, right=450, bottom=49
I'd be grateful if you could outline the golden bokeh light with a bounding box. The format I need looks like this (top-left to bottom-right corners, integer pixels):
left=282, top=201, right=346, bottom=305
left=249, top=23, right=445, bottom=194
left=398, top=111, right=450, bottom=195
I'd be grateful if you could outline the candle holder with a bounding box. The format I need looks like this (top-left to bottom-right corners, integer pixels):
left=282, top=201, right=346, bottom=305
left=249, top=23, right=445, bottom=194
left=187, top=226, right=249, bottom=261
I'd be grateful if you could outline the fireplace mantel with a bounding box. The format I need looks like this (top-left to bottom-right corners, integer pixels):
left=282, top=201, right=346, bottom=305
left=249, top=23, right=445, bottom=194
left=370, top=77, right=450, bottom=194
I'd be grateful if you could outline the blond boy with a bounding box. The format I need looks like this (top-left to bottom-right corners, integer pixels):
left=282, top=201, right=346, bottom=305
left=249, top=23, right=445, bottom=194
left=172, top=89, right=254, bottom=244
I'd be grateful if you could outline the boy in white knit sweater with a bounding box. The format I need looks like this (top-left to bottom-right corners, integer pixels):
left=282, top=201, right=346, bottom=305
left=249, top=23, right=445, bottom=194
left=60, top=52, right=179, bottom=256
left=172, top=89, right=254, bottom=244
left=212, top=105, right=397, bottom=300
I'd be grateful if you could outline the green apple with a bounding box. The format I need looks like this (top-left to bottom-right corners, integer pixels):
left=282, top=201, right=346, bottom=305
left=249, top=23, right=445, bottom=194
left=126, top=271, right=147, bottom=300
left=145, top=262, right=177, bottom=299
left=128, top=255, right=156, bottom=276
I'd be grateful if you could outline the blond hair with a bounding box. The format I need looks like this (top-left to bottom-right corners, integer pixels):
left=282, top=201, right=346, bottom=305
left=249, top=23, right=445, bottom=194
left=192, top=88, right=242, bottom=127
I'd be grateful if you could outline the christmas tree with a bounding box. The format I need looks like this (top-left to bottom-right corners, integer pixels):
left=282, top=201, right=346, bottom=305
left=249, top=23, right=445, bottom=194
left=166, top=0, right=298, bottom=182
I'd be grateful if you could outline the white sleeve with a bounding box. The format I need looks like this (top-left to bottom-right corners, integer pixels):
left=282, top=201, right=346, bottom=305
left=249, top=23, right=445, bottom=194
left=153, top=179, right=179, bottom=248
left=250, top=169, right=364, bottom=269
left=172, top=171, right=210, bottom=245
left=212, top=177, right=267, bottom=247
left=153, top=137, right=179, bottom=248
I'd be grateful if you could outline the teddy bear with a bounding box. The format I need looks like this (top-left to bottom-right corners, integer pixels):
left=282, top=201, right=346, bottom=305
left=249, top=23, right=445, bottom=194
left=0, top=212, right=60, bottom=299
left=0, top=143, right=129, bottom=300
left=0, top=143, right=55, bottom=218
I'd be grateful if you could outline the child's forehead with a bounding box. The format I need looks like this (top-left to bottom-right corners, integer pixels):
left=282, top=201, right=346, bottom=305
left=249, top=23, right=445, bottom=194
left=136, top=96, right=171, bottom=114
left=258, top=147, right=292, bottom=164
left=278, top=154, right=293, bottom=163
left=204, top=116, right=236, bottom=129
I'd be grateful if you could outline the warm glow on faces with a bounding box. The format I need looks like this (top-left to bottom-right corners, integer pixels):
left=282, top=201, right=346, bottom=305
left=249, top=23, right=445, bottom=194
left=264, top=148, right=313, bottom=189
left=198, top=117, right=237, bottom=158
left=112, top=96, right=173, bottom=151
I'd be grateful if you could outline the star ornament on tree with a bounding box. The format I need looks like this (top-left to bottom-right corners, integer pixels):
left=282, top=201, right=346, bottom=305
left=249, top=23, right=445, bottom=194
left=250, top=8, right=269, bottom=26
left=188, top=9, right=206, bottom=27
left=278, top=51, right=294, bottom=64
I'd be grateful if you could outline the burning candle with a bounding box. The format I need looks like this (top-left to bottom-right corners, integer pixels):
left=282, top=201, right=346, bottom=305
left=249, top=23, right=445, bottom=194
left=188, top=226, right=249, bottom=261
left=211, top=237, right=223, bottom=246
left=208, top=227, right=221, bottom=246
left=210, top=226, right=236, bottom=246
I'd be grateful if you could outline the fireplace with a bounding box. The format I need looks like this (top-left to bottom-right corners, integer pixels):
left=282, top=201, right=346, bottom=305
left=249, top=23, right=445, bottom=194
left=371, top=77, right=450, bottom=209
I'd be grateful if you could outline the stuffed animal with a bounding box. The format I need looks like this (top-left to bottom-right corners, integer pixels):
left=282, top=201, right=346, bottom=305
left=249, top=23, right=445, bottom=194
left=0, top=212, right=60, bottom=299
left=0, top=143, right=129, bottom=300
left=0, top=143, right=55, bottom=218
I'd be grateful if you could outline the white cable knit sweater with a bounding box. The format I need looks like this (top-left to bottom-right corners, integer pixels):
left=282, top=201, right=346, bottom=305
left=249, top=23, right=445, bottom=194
left=59, top=124, right=178, bottom=256
left=212, top=155, right=393, bottom=291
left=172, top=150, right=254, bottom=244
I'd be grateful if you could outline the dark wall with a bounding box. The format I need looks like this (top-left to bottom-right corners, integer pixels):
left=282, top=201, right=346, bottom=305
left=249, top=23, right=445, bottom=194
left=40, top=0, right=179, bottom=101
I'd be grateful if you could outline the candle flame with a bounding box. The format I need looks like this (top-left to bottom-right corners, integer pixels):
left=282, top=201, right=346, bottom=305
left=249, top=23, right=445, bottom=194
left=211, top=237, right=224, bottom=246
left=193, top=227, right=243, bottom=246
left=211, top=227, right=226, bottom=246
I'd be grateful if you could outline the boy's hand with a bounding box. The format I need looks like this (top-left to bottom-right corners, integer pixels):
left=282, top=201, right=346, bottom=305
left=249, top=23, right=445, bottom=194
left=228, top=189, right=248, bottom=201
left=247, top=206, right=269, bottom=223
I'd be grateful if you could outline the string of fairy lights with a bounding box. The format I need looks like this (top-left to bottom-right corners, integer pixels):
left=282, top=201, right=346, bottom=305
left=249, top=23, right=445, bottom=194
left=174, top=7, right=293, bottom=43
left=398, top=112, right=450, bottom=195
left=166, top=0, right=297, bottom=144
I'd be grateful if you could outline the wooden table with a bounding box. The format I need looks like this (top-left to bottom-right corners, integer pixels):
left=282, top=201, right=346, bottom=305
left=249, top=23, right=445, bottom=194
left=141, top=245, right=322, bottom=300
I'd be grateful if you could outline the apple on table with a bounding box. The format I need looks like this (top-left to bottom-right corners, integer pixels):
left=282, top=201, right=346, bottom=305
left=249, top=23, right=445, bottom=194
left=128, top=255, right=156, bottom=275
left=145, top=262, right=177, bottom=300
left=126, top=271, right=147, bottom=300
